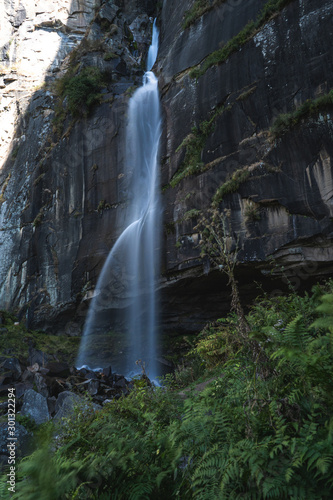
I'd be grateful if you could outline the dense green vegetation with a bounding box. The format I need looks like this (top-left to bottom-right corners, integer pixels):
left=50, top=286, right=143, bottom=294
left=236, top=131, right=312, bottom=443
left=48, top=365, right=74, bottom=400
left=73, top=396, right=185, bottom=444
left=190, top=0, right=294, bottom=79
left=270, top=89, right=333, bottom=138
left=3, top=281, right=333, bottom=498
left=56, top=66, right=105, bottom=117
left=52, top=66, right=106, bottom=135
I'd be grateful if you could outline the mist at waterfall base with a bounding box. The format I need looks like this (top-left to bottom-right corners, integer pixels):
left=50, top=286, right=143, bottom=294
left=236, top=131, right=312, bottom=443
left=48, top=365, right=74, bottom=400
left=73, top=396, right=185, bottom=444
left=76, top=22, right=162, bottom=381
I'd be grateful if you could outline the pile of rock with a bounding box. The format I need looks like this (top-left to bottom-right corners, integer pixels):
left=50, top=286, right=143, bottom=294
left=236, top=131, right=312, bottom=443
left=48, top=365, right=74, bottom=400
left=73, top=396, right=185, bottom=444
left=0, top=349, right=134, bottom=421
left=0, top=347, right=137, bottom=468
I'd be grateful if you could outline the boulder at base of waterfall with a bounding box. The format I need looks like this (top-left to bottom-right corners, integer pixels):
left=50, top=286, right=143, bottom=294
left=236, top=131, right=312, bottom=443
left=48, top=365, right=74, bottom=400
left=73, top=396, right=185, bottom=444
left=53, top=391, right=81, bottom=420
left=21, top=389, right=50, bottom=425
left=54, top=391, right=101, bottom=420
left=45, top=362, right=70, bottom=378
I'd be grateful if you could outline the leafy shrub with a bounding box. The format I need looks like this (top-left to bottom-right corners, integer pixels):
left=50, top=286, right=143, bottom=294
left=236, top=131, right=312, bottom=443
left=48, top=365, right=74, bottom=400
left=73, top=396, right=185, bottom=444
left=52, top=65, right=106, bottom=135
left=192, top=317, right=241, bottom=367
left=16, top=414, right=38, bottom=433
left=2, top=387, right=181, bottom=499
left=52, top=65, right=107, bottom=137
left=62, top=67, right=105, bottom=116
left=172, top=285, right=333, bottom=498
left=0, top=310, right=80, bottom=364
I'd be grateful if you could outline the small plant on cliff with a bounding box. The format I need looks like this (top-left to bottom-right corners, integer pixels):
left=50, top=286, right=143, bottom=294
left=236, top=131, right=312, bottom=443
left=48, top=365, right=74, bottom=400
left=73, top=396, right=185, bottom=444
left=32, top=208, right=44, bottom=227
left=236, top=85, right=257, bottom=101
left=170, top=128, right=204, bottom=187
left=184, top=208, right=201, bottom=221
left=11, top=146, right=19, bottom=160
left=97, top=199, right=111, bottom=213
left=183, top=0, right=210, bottom=29
left=244, top=199, right=261, bottom=222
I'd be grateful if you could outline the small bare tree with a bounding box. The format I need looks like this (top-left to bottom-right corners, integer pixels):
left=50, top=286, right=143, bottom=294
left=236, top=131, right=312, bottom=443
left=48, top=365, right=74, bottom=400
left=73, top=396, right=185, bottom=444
left=195, top=208, right=249, bottom=338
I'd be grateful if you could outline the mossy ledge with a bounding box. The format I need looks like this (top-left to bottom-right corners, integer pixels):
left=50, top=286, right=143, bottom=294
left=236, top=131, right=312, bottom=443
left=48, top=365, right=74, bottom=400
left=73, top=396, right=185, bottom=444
left=270, top=89, right=333, bottom=139
left=182, top=0, right=227, bottom=29
left=212, top=162, right=278, bottom=207
left=169, top=104, right=229, bottom=188
left=189, top=0, right=295, bottom=79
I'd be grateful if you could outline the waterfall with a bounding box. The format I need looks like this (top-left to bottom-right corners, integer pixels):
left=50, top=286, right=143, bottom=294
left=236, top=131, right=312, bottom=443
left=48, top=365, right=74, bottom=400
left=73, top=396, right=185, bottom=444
left=147, top=19, right=159, bottom=71
left=76, top=21, right=161, bottom=380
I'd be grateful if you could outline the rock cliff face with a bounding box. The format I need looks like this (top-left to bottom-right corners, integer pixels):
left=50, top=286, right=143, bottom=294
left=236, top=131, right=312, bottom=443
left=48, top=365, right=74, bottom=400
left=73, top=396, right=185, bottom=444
left=157, top=0, right=333, bottom=331
left=0, top=0, right=103, bottom=326
left=0, top=0, right=333, bottom=335
left=0, top=0, right=157, bottom=330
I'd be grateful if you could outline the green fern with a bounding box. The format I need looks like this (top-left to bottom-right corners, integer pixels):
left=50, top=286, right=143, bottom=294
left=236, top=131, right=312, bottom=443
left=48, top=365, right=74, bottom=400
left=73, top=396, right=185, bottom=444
left=4, top=284, right=333, bottom=499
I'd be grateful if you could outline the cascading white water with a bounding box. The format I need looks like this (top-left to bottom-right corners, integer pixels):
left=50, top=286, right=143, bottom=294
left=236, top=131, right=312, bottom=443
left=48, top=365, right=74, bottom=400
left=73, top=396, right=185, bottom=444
left=76, top=20, right=161, bottom=380
left=147, top=19, right=159, bottom=72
